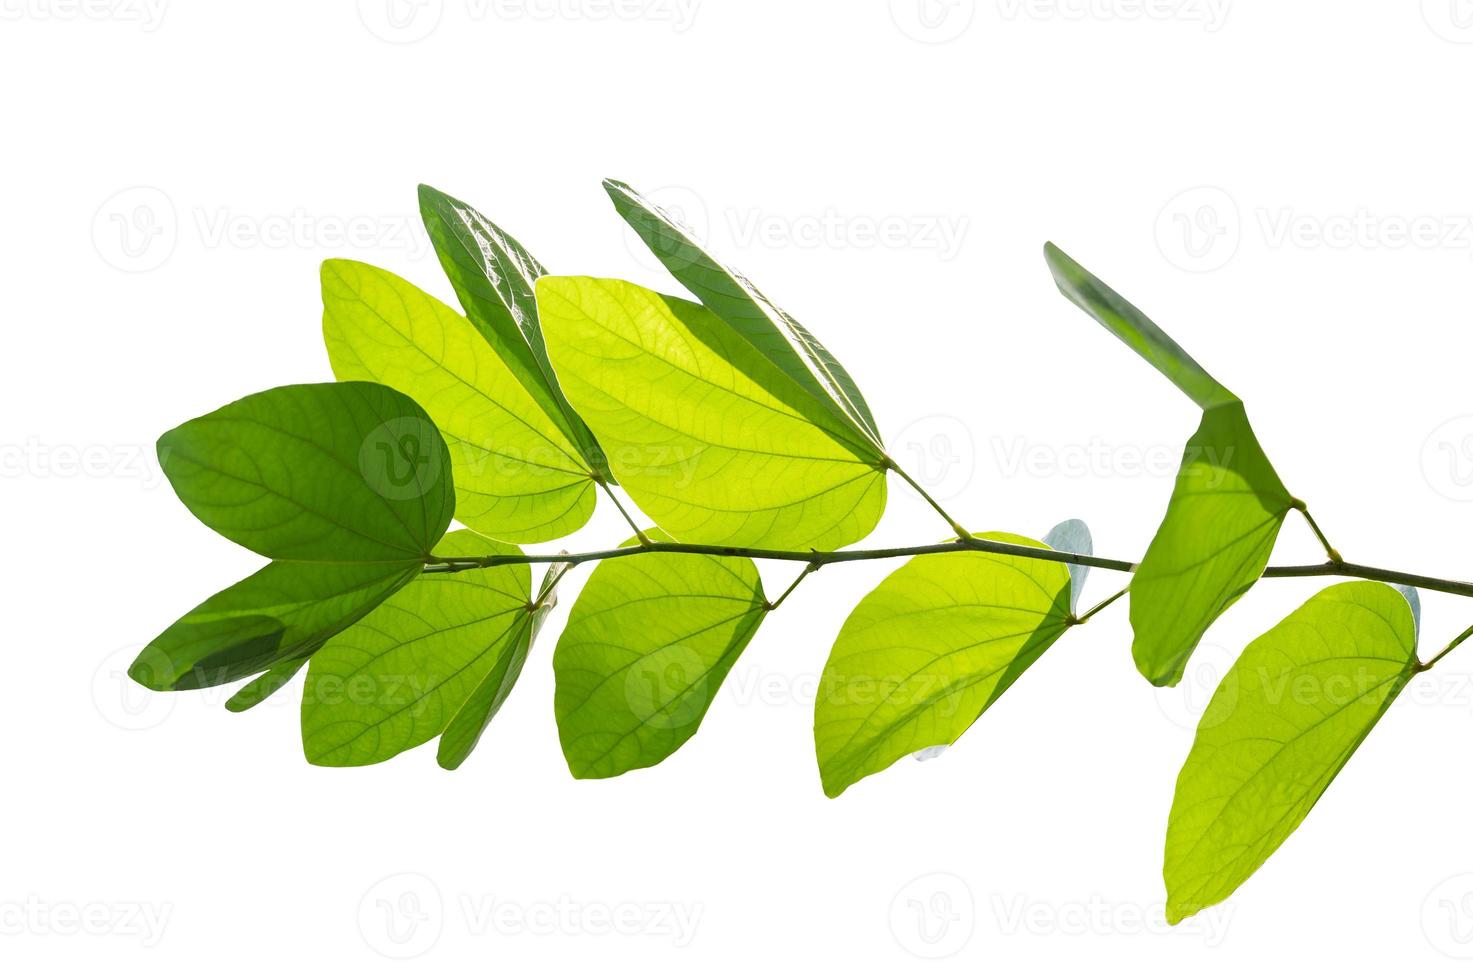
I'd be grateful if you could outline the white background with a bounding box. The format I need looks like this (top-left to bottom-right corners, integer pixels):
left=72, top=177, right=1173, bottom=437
left=6, top=0, right=1473, bottom=974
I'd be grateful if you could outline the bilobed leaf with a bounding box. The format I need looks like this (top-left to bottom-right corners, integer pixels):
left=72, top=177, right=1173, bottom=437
left=1044, top=245, right=1295, bottom=686
left=418, top=184, right=608, bottom=479
left=554, top=531, right=767, bottom=779
left=225, top=655, right=308, bottom=712
left=606, top=178, right=881, bottom=446
left=156, top=381, right=454, bottom=562
left=536, top=276, right=888, bottom=550
left=1131, top=403, right=1293, bottom=686
left=301, top=530, right=533, bottom=767
left=131, top=560, right=421, bottom=692
left=134, top=381, right=455, bottom=692
left=1165, top=582, right=1420, bottom=923
left=437, top=560, right=568, bottom=771
left=815, top=532, right=1074, bottom=798
left=322, top=259, right=597, bottom=544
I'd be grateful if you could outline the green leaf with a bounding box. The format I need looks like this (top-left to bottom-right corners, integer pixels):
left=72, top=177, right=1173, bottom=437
left=1131, top=402, right=1294, bottom=686
left=554, top=530, right=767, bottom=779
left=418, top=184, right=608, bottom=479
left=1043, top=245, right=1295, bottom=686
left=157, top=381, right=454, bottom=562
left=535, top=276, right=888, bottom=550
left=1165, top=582, right=1419, bottom=924
left=814, top=532, right=1074, bottom=798
left=301, top=530, right=534, bottom=767
left=437, top=560, right=567, bottom=771
left=322, top=258, right=597, bottom=543
left=135, top=381, right=455, bottom=692
left=225, top=656, right=308, bottom=712
left=606, top=179, right=881, bottom=445
left=1044, top=243, right=1236, bottom=410
left=131, top=560, right=421, bottom=691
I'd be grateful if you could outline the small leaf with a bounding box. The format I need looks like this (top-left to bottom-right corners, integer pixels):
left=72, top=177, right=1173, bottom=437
left=815, top=532, right=1074, bottom=798
left=157, top=381, right=454, bottom=562
left=1044, top=243, right=1236, bottom=410
left=1131, top=403, right=1293, bottom=686
left=1041, top=518, right=1093, bottom=614
left=536, top=276, right=888, bottom=550
left=418, top=184, right=608, bottom=479
left=225, top=656, right=308, bottom=712
left=322, top=259, right=597, bottom=543
left=606, top=179, right=881, bottom=446
left=554, top=531, right=766, bottom=779
left=301, top=530, right=533, bottom=767
left=131, top=560, right=421, bottom=691
left=437, top=560, right=567, bottom=771
left=1165, top=582, right=1419, bottom=923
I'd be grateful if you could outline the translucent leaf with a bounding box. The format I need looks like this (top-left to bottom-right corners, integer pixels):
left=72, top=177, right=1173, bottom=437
left=553, top=531, right=766, bottom=778
left=156, top=381, right=454, bottom=562
left=606, top=179, right=881, bottom=446
left=418, top=184, right=608, bottom=479
left=322, top=259, right=597, bottom=543
left=815, top=532, right=1074, bottom=798
left=536, top=276, right=888, bottom=550
left=1165, top=582, right=1419, bottom=923
left=1041, top=517, right=1093, bottom=614
left=301, top=530, right=533, bottom=767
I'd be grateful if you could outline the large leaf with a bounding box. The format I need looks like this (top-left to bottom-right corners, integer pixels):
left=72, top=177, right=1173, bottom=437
left=814, top=532, right=1074, bottom=798
left=1044, top=244, right=1294, bottom=686
left=301, top=530, right=533, bottom=767
left=606, top=179, right=880, bottom=446
left=157, top=381, right=454, bottom=562
left=134, top=381, right=455, bottom=691
left=554, top=531, right=767, bottom=778
left=322, top=259, right=597, bottom=543
left=536, top=276, right=888, bottom=550
left=418, top=184, right=608, bottom=479
left=1165, top=582, right=1419, bottom=923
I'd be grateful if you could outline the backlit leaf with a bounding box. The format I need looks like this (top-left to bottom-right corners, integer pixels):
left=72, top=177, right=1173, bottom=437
left=322, top=258, right=597, bottom=543
left=536, top=276, right=888, bottom=550
left=418, top=184, right=608, bottom=479
left=301, top=530, right=533, bottom=767
left=815, top=532, right=1074, bottom=798
left=1165, top=582, right=1419, bottom=923
left=554, top=531, right=766, bottom=779
left=606, top=178, right=881, bottom=445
